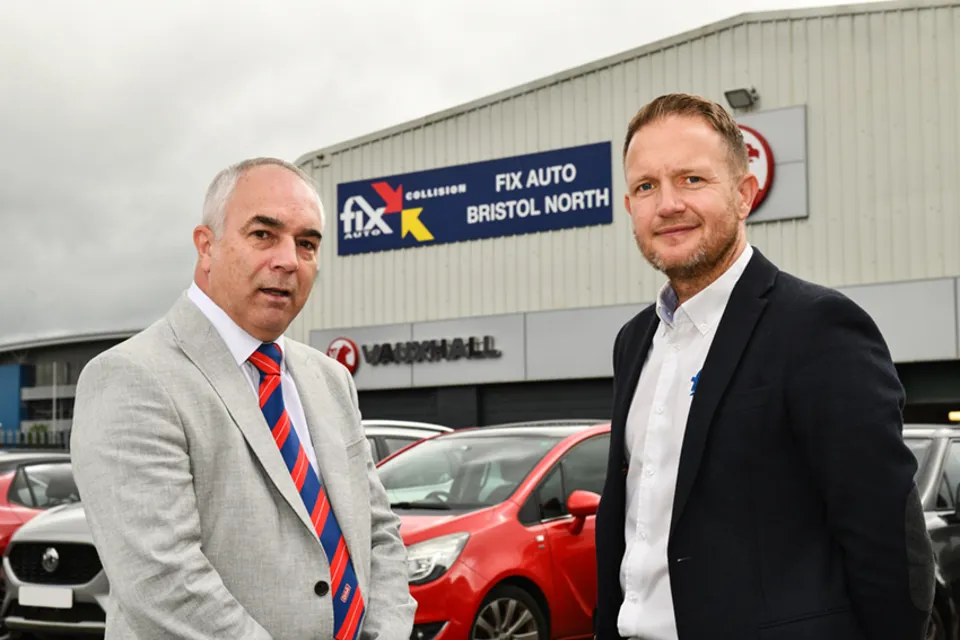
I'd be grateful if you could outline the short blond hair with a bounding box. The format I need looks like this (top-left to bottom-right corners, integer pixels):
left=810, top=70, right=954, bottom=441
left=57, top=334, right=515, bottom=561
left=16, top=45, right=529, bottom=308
left=623, top=93, right=749, bottom=175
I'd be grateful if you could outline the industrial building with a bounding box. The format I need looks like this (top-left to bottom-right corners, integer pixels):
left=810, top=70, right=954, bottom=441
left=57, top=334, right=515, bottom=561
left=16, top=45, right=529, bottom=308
left=292, top=0, right=960, bottom=427
left=1, top=0, right=958, bottom=434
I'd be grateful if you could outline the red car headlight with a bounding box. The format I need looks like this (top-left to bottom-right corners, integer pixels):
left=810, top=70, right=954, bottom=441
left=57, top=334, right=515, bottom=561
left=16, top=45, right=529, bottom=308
left=406, top=532, right=469, bottom=585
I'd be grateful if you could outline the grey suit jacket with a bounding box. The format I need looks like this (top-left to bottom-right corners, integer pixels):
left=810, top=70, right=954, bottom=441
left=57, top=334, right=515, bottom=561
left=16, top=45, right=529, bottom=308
left=70, top=293, right=417, bottom=639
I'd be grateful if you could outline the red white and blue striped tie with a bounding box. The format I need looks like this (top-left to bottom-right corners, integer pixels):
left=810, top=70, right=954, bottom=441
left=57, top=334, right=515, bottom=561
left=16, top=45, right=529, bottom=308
left=249, top=342, right=365, bottom=640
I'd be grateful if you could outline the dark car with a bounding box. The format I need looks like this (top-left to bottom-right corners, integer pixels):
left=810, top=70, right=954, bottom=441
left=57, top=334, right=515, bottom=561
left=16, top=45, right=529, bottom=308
left=904, top=424, right=960, bottom=640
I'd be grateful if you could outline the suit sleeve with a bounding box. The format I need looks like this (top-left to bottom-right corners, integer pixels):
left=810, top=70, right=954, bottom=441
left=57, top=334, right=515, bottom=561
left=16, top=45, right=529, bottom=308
left=785, top=292, right=935, bottom=640
left=70, top=352, right=272, bottom=640
left=338, top=366, right=418, bottom=640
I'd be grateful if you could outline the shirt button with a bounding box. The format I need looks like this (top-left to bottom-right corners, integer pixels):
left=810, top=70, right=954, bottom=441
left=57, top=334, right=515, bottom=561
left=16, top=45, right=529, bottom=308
left=314, top=581, right=329, bottom=597
left=673, top=344, right=680, bottom=352
left=656, top=407, right=664, bottom=414
left=645, top=467, right=655, bottom=477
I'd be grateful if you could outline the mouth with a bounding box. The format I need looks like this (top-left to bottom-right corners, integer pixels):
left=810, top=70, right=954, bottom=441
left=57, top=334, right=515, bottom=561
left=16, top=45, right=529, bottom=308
left=655, top=225, right=698, bottom=238
left=259, top=287, right=292, bottom=299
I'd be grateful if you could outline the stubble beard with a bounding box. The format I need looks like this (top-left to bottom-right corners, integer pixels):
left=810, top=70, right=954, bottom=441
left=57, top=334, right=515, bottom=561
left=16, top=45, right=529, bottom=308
left=636, top=203, right=741, bottom=285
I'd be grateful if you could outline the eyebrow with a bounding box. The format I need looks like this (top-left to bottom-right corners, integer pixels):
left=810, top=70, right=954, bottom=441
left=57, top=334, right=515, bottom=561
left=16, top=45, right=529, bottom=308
left=244, top=214, right=322, bottom=241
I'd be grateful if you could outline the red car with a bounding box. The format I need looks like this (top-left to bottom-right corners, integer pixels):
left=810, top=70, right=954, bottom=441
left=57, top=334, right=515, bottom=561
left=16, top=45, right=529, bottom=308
left=376, top=420, right=609, bottom=640
left=0, top=451, right=77, bottom=558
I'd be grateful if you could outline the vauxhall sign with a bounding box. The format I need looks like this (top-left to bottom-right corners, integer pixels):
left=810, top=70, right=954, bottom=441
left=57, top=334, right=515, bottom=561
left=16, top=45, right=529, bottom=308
left=326, top=335, right=502, bottom=375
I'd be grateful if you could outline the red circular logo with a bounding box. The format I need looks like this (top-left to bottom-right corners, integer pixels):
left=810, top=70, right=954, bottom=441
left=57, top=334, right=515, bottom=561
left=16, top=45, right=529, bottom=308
left=326, top=337, right=359, bottom=375
left=739, top=124, right=775, bottom=213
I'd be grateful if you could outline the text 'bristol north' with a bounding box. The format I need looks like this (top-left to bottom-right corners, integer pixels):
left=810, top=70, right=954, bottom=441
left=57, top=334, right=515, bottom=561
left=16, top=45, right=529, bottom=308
left=467, top=163, right=610, bottom=225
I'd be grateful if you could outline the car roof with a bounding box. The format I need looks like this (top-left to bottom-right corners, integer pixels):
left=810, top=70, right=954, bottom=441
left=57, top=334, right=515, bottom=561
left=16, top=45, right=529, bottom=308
left=361, top=419, right=453, bottom=432
left=363, top=425, right=449, bottom=438
left=437, top=419, right=608, bottom=440
left=903, top=424, right=960, bottom=439
left=0, top=450, right=70, bottom=472
left=0, top=450, right=70, bottom=461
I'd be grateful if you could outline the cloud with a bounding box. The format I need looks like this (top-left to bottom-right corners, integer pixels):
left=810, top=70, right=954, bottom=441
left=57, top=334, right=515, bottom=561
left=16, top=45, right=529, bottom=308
left=0, top=0, right=881, bottom=347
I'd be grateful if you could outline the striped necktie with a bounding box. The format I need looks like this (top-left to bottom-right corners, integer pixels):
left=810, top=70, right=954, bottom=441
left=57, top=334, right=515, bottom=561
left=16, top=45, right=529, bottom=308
left=248, top=342, right=366, bottom=640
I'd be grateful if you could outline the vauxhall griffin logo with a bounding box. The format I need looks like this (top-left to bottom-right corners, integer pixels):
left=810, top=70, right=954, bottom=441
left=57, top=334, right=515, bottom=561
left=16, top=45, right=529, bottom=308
left=738, top=124, right=774, bottom=212
left=339, top=182, right=434, bottom=243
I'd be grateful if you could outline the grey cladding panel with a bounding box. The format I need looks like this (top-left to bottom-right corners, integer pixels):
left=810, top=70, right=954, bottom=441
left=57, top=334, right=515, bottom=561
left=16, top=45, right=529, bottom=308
left=525, top=304, right=648, bottom=381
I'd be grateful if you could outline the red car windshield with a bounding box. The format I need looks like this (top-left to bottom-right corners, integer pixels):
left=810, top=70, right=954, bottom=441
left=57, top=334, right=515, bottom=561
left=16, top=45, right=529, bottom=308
left=379, top=434, right=562, bottom=510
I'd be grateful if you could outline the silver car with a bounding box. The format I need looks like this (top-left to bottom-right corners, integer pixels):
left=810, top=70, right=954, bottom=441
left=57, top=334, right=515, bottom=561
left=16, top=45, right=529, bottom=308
left=0, top=418, right=450, bottom=637
left=362, top=419, right=453, bottom=462
left=1, top=502, right=105, bottom=638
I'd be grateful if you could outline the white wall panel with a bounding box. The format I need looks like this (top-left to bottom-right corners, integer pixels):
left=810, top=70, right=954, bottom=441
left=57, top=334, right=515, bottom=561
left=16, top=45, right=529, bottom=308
left=290, top=0, right=960, bottom=343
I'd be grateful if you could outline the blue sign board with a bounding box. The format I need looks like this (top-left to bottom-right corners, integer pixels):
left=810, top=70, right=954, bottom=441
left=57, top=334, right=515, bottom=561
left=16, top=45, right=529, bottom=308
left=335, top=141, right=613, bottom=255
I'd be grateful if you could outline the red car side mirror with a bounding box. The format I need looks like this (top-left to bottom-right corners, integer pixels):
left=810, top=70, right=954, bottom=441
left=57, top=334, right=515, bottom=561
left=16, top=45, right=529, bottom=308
left=567, top=490, right=600, bottom=535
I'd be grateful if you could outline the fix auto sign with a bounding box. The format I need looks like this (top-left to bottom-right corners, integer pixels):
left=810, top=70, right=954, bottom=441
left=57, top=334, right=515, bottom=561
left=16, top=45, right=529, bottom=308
left=335, top=142, right=613, bottom=256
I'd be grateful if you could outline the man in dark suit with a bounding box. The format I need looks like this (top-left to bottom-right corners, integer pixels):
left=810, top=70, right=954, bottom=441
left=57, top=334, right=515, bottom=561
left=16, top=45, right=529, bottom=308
left=594, top=93, right=935, bottom=640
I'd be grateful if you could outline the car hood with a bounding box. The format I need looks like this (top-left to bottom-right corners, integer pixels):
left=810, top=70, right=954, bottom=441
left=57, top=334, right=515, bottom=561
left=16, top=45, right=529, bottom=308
left=399, top=513, right=467, bottom=540
left=11, top=502, right=91, bottom=543
left=397, top=505, right=507, bottom=547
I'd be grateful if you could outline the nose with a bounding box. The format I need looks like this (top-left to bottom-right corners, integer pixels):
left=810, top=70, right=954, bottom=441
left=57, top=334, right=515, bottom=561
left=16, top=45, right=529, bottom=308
left=656, top=183, right=686, bottom=217
left=271, top=237, right=299, bottom=273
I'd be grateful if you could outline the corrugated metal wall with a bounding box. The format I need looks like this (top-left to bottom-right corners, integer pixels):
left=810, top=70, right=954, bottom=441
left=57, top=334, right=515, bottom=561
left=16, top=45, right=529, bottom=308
left=290, top=0, right=959, bottom=342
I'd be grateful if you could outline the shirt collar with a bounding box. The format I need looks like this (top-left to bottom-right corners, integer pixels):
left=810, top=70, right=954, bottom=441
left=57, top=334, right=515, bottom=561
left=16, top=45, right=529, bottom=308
left=655, top=243, right=754, bottom=335
left=187, top=282, right=286, bottom=367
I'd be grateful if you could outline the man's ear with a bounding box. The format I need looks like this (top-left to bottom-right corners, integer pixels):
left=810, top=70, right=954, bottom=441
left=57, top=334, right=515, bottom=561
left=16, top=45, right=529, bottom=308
left=736, top=172, right=760, bottom=221
left=193, top=225, right=216, bottom=272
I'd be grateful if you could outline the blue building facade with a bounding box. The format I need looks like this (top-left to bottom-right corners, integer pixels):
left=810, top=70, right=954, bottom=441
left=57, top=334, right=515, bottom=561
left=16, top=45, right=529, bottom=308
left=0, top=364, right=23, bottom=436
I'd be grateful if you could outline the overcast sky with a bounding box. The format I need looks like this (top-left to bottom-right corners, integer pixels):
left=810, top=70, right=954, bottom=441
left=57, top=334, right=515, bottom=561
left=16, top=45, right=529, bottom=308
left=0, top=0, right=878, bottom=348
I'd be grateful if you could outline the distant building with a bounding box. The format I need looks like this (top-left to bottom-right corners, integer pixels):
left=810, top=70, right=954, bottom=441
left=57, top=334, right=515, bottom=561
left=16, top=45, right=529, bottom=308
left=0, top=332, right=136, bottom=438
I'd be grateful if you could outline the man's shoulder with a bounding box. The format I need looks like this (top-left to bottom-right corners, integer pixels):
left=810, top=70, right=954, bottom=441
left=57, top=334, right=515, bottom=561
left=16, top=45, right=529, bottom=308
left=72, top=322, right=184, bottom=410
left=81, top=318, right=178, bottom=378
left=771, top=270, right=867, bottom=322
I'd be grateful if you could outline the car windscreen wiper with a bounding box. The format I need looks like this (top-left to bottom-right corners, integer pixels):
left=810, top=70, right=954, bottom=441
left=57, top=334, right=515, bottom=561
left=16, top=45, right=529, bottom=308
left=389, top=501, right=452, bottom=510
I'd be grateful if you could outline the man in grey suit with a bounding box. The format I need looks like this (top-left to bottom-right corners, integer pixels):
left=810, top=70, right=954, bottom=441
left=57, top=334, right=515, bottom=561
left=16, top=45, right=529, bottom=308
left=70, top=158, right=417, bottom=639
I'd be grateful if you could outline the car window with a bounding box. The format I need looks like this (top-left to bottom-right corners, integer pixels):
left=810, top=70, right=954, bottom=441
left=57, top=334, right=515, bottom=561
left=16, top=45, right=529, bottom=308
left=365, top=436, right=379, bottom=460
left=382, top=437, right=418, bottom=456
left=523, top=433, right=609, bottom=524
left=905, top=438, right=932, bottom=481
left=937, top=440, right=960, bottom=510
left=561, top=434, right=609, bottom=497
left=9, top=470, right=33, bottom=507
left=378, top=435, right=561, bottom=509
left=9, top=462, right=79, bottom=509
left=538, top=467, right=565, bottom=520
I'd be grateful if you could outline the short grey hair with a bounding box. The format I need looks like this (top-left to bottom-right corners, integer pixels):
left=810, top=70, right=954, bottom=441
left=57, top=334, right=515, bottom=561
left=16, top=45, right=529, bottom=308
left=201, top=157, right=325, bottom=237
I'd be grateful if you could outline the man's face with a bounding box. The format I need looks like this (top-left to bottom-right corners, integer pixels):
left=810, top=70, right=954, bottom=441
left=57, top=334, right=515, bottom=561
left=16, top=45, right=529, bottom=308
left=194, top=164, right=323, bottom=342
left=623, top=114, right=757, bottom=281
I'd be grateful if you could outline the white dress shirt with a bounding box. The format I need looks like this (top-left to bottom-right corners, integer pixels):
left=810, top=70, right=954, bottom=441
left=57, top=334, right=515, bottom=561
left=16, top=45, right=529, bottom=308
left=618, top=244, right=754, bottom=639
left=187, top=283, right=320, bottom=475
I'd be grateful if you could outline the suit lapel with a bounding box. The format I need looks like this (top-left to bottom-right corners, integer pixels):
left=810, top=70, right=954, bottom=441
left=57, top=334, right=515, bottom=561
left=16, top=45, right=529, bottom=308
left=670, top=250, right=778, bottom=535
left=612, top=311, right=659, bottom=471
left=284, top=348, right=362, bottom=555
left=166, top=295, right=317, bottom=538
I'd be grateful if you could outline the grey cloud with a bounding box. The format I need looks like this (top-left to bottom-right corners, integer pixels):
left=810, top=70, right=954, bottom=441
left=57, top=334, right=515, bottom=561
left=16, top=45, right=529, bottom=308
left=0, top=0, right=877, bottom=347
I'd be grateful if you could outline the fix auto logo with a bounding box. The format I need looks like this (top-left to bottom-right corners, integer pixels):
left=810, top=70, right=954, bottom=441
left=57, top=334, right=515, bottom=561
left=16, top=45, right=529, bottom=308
left=339, top=182, right=434, bottom=243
